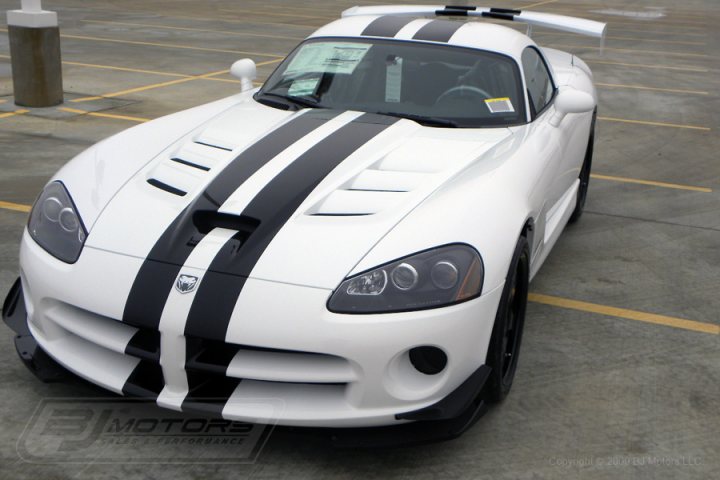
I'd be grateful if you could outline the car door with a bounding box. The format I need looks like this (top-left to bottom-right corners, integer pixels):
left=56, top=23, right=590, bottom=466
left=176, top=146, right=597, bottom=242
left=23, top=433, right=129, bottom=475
left=520, top=46, right=569, bottom=267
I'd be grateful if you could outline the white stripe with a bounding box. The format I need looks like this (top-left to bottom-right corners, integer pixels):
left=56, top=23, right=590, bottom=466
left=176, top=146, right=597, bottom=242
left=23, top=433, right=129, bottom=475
left=218, top=110, right=364, bottom=215
left=394, top=18, right=434, bottom=40
left=156, top=227, right=237, bottom=411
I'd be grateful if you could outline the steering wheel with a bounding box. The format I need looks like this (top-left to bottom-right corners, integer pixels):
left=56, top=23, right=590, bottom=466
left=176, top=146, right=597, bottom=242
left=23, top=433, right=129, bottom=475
left=436, top=85, right=492, bottom=105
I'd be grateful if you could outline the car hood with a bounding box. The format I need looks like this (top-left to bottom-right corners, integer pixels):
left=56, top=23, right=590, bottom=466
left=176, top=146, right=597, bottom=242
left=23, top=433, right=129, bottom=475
left=85, top=101, right=512, bottom=289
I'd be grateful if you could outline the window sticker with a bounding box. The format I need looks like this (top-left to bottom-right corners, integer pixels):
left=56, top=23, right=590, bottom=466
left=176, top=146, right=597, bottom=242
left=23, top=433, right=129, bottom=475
left=385, top=56, right=403, bottom=103
left=484, top=97, right=515, bottom=114
left=285, top=43, right=372, bottom=76
left=288, top=77, right=320, bottom=97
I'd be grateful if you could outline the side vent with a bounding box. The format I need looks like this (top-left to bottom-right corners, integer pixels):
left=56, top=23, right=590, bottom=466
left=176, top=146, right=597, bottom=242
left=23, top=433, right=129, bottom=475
left=147, top=178, right=187, bottom=197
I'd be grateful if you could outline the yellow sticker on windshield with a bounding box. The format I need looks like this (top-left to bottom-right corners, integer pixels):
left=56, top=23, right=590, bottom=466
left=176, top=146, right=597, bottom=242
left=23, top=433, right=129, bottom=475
left=484, top=97, right=515, bottom=114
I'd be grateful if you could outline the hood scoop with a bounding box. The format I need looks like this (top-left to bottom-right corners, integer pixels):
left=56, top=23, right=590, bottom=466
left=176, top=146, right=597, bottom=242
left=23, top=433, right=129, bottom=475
left=306, top=137, right=490, bottom=217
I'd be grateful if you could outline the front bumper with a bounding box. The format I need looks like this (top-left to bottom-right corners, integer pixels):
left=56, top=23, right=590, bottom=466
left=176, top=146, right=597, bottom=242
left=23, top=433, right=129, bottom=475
left=10, top=231, right=504, bottom=429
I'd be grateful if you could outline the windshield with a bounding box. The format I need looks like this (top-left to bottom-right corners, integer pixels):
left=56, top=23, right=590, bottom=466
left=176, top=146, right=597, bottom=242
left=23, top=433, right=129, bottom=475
left=257, top=37, right=526, bottom=128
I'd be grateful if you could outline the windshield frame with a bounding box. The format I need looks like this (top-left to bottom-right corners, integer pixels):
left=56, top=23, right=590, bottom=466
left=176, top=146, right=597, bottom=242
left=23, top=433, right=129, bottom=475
left=256, top=36, right=529, bottom=129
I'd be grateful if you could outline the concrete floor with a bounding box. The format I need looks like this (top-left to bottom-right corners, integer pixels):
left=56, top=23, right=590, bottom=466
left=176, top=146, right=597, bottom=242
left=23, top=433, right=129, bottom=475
left=1, top=0, right=718, bottom=478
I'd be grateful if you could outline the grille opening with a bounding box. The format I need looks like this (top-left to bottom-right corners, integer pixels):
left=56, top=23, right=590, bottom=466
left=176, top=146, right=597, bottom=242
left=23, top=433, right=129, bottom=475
left=125, top=330, right=161, bottom=363
left=122, top=361, right=165, bottom=398
left=147, top=178, right=187, bottom=196
left=186, top=340, right=237, bottom=376
left=183, top=375, right=240, bottom=416
left=170, top=157, right=211, bottom=171
left=192, top=211, right=260, bottom=235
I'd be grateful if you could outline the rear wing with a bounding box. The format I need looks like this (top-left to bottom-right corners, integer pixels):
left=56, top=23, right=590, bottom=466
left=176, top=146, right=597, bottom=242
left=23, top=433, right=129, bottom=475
left=342, top=5, right=607, bottom=39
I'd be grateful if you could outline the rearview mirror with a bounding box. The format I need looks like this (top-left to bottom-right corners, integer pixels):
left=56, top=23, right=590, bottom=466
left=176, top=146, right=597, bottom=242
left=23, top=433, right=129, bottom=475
left=549, top=88, right=595, bottom=127
left=231, top=58, right=257, bottom=93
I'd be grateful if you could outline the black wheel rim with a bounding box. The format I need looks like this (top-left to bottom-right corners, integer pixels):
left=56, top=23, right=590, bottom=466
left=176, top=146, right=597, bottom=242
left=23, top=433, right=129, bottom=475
left=500, top=257, right=527, bottom=383
left=577, top=137, right=593, bottom=209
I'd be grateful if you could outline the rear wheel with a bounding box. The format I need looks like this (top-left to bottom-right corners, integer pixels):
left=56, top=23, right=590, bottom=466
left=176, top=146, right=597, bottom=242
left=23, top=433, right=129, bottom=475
left=484, top=236, right=529, bottom=403
left=569, top=112, right=597, bottom=224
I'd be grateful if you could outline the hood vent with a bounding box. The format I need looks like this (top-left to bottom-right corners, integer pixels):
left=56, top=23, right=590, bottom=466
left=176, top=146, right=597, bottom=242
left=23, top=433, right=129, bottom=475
left=146, top=139, right=236, bottom=198
left=194, top=140, right=233, bottom=152
left=170, top=157, right=210, bottom=171
left=309, top=169, right=432, bottom=217
left=146, top=178, right=187, bottom=197
left=305, top=137, right=503, bottom=217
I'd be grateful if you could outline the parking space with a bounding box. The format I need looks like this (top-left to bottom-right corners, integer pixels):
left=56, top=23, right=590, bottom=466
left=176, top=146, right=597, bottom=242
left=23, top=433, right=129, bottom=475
left=0, top=0, right=718, bottom=478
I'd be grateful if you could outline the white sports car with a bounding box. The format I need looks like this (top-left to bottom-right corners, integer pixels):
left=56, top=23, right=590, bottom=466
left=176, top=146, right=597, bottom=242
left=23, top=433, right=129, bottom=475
left=3, top=5, right=604, bottom=440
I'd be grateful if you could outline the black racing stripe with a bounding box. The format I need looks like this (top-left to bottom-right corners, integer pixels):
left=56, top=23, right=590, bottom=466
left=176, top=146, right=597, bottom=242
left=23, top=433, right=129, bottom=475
left=412, top=19, right=464, bottom=43
left=184, top=113, right=399, bottom=341
left=122, top=110, right=342, bottom=330
left=361, top=15, right=415, bottom=37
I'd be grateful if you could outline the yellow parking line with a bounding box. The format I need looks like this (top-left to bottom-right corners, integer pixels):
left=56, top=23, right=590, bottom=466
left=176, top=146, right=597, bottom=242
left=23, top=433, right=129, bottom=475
left=167, top=13, right=318, bottom=31
left=586, top=59, right=708, bottom=73
left=81, top=20, right=306, bottom=41
left=0, top=53, right=183, bottom=78
left=595, top=83, right=708, bottom=95
left=217, top=8, right=333, bottom=21
left=63, top=60, right=190, bottom=78
left=72, top=77, right=203, bottom=102
left=529, top=293, right=719, bottom=335
left=56, top=32, right=285, bottom=58
left=71, top=68, right=227, bottom=102
left=590, top=174, right=712, bottom=193
left=0, top=53, right=245, bottom=84
left=0, top=201, right=32, bottom=213
left=61, top=59, right=241, bottom=84
left=598, top=116, right=710, bottom=131
left=69, top=58, right=280, bottom=102
left=518, top=0, right=558, bottom=8
left=58, top=107, right=150, bottom=123
left=548, top=43, right=709, bottom=58
left=0, top=109, right=29, bottom=119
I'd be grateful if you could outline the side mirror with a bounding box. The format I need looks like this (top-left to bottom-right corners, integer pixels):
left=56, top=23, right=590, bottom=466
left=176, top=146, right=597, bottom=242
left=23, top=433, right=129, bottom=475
left=231, top=58, right=257, bottom=93
left=549, top=88, right=595, bottom=127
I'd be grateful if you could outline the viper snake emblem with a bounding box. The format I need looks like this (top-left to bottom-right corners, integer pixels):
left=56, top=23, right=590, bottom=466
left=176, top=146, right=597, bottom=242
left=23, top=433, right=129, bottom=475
left=175, top=274, right=199, bottom=294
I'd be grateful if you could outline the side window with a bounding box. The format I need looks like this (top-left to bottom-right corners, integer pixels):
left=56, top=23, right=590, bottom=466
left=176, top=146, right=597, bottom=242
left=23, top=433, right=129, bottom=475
left=521, top=47, right=555, bottom=118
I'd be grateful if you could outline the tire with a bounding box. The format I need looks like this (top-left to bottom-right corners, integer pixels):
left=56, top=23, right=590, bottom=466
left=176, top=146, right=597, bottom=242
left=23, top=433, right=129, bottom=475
left=484, top=236, right=530, bottom=404
left=568, top=111, right=597, bottom=224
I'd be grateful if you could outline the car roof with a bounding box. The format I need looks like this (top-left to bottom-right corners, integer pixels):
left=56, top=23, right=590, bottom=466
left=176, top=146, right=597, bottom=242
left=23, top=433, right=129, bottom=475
left=308, top=15, right=536, bottom=62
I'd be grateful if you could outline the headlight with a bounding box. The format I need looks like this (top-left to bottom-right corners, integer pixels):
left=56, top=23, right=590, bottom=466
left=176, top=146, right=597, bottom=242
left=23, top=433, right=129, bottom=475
left=28, top=181, right=87, bottom=263
left=328, top=244, right=484, bottom=314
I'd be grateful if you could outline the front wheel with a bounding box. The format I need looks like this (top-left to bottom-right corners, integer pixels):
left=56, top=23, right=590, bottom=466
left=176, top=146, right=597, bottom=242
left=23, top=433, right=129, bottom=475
left=484, top=236, right=530, bottom=404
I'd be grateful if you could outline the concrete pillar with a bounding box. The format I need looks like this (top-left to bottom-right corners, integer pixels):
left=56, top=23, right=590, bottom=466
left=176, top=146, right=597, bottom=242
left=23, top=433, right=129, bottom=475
left=7, top=0, right=63, bottom=107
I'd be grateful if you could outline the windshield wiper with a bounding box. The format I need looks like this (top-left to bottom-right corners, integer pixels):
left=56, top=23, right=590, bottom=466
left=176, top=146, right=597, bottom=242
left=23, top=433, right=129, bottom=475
left=255, top=92, right=322, bottom=111
left=375, top=111, right=458, bottom=128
